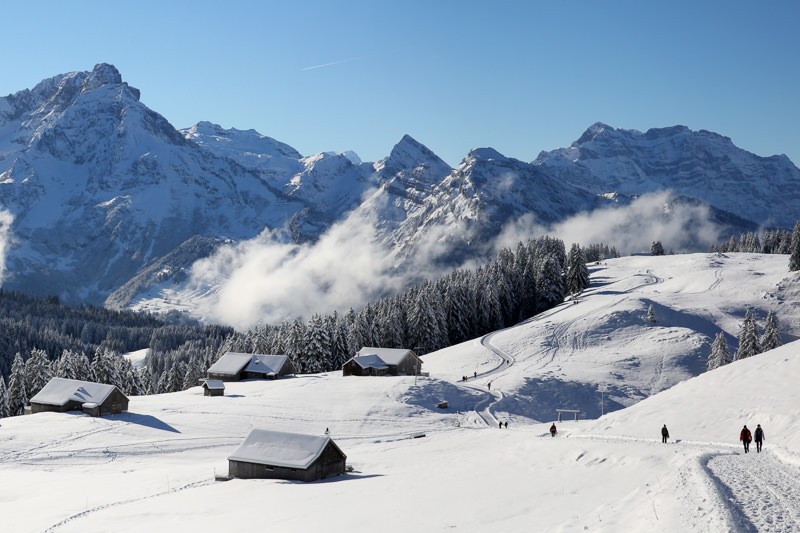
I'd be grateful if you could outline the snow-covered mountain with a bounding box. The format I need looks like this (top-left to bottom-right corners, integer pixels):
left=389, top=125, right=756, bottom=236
left=0, top=64, right=307, bottom=303
left=2, top=65, right=799, bottom=311
left=534, top=122, right=800, bottom=229
left=4, top=253, right=800, bottom=532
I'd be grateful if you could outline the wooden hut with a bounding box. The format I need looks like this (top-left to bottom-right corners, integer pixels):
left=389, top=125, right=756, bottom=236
left=228, top=429, right=347, bottom=482
left=203, top=379, right=225, bottom=396
left=207, top=352, right=296, bottom=381
left=342, top=347, right=422, bottom=377
left=29, top=377, right=129, bottom=416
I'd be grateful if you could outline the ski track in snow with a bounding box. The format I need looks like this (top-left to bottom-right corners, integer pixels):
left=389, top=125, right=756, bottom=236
left=40, top=478, right=214, bottom=533
left=705, top=451, right=800, bottom=532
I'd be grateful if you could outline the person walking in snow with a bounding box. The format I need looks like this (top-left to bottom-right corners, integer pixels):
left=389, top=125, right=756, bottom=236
left=754, top=424, right=764, bottom=453
left=661, top=424, right=669, bottom=443
left=499, top=421, right=503, bottom=429
left=550, top=423, right=557, bottom=437
left=740, top=425, right=752, bottom=453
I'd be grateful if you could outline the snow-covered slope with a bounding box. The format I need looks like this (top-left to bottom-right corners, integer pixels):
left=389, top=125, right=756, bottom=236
left=534, top=122, right=800, bottom=229
left=3, top=253, right=800, bottom=533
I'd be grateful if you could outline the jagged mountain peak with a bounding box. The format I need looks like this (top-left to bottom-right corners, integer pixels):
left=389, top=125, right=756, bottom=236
left=575, top=122, right=616, bottom=145
left=85, top=63, right=123, bottom=90
left=182, top=121, right=303, bottom=160
left=378, top=134, right=448, bottom=174
left=465, top=147, right=507, bottom=163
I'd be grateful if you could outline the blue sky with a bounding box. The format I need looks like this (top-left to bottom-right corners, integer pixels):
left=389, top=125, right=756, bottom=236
left=2, top=1, right=798, bottom=166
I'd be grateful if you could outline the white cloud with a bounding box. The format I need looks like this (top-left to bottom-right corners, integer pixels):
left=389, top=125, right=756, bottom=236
left=0, top=209, right=14, bottom=285
left=180, top=190, right=725, bottom=330
left=493, top=191, right=723, bottom=254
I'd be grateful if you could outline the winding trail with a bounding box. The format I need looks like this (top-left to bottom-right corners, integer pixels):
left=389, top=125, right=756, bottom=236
left=570, top=432, right=800, bottom=532
left=705, top=451, right=800, bottom=532
left=461, top=268, right=663, bottom=427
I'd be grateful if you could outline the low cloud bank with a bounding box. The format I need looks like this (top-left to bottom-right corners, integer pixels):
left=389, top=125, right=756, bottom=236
left=186, top=191, right=724, bottom=329
left=0, top=209, right=14, bottom=285
left=494, top=191, right=723, bottom=255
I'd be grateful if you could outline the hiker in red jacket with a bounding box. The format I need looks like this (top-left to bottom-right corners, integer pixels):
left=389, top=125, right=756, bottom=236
left=740, top=425, right=752, bottom=453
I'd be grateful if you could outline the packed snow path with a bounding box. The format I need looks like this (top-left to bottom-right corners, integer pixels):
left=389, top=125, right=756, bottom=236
left=705, top=451, right=800, bottom=532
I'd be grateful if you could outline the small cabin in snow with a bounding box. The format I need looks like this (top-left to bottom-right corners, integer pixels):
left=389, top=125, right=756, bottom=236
left=207, top=352, right=296, bottom=382
left=228, top=429, right=347, bottom=482
left=342, top=347, right=422, bottom=377
left=202, top=379, right=225, bottom=396
left=29, top=377, right=129, bottom=416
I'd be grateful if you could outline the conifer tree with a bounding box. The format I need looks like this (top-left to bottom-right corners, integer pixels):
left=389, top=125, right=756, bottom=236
left=760, top=310, right=782, bottom=352
left=646, top=304, right=656, bottom=323
left=790, top=220, right=800, bottom=271
left=25, top=348, right=53, bottom=398
left=651, top=241, right=665, bottom=256
left=707, top=332, right=731, bottom=371
left=7, top=353, right=28, bottom=416
left=535, top=255, right=565, bottom=312
left=734, top=310, right=760, bottom=360
left=303, top=313, right=331, bottom=373
left=0, top=376, right=9, bottom=419
left=566, top=243, right=590, bottom=296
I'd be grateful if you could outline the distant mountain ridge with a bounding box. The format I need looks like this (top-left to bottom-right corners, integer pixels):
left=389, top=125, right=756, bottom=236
left=1, top=64, right=798, bottom=312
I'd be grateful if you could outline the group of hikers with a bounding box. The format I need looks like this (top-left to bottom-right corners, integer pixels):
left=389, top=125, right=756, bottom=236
left=740, top=424, right=765, bottom=453
left=661, top=424, right=765, bottom=453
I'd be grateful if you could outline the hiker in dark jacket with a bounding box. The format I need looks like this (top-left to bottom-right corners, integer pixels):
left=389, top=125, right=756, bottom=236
left=661, top=424, right=669, bottom=444
left=550, top=423, right=557, bottom=437
left=740, top=425, right=752, bottom=453
left=754, top=424, right=765, bottom=453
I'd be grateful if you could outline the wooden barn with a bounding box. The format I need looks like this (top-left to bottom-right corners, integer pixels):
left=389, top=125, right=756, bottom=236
left=207, top=352, right=297, bottom=382
left=202, top=379, right=225, bottom=396
left=29, top=377, right=129, bottom=416
left=228, top=429, right=347, bottom=482
left=342, top=347, right=422, bottom=377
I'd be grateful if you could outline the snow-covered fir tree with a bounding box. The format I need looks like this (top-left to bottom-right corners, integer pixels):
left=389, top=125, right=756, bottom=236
left=646, top=304, right=657, bottom=323
left=707, top=332, right=731, bottom=370
left=0, top=376, right=9, bottom=419
left=535, top=255, right=566, bottom=312
left=54, top=350, right=80, bottom=380
left=760, top=310, right=782, bottom=352
left=734, top=310, right=760, bottom=361
left=790, top=220, right=800, bottom=272
left=651, top=241, right=665, bottom=256
left=303, top=313, right=331, bottom=373
left=90, top=348, right=122, bottom=387
left=25, top=348, right=53, bottom=398
left=7, top=353, right=28, bottom=416
left=566, top=243, right=590, bottom=296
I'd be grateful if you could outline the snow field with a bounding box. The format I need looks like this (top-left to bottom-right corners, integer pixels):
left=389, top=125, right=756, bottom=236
left=2, top=253, right=800, bottom=532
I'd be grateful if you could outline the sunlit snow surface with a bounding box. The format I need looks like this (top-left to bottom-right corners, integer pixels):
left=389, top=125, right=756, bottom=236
left=2, top=253, right=800, bottom=532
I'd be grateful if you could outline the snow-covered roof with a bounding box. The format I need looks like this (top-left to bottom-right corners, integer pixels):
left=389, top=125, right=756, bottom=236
left=203, top=379, right=225, bottom=390
left=244, top=354, right=290, bottom=375
left=350, top=354, right=389, bottom=370
left=228, top=429, right=344, bottom=469
left=30, top=378, right=119, bottom=407
left=207, top=352, right=254, bottom=376
left=356, top=347, right=416, bottom=366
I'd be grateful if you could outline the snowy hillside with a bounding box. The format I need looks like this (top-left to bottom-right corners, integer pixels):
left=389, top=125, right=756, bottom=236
left=3, top=253, right=800, bottom=532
